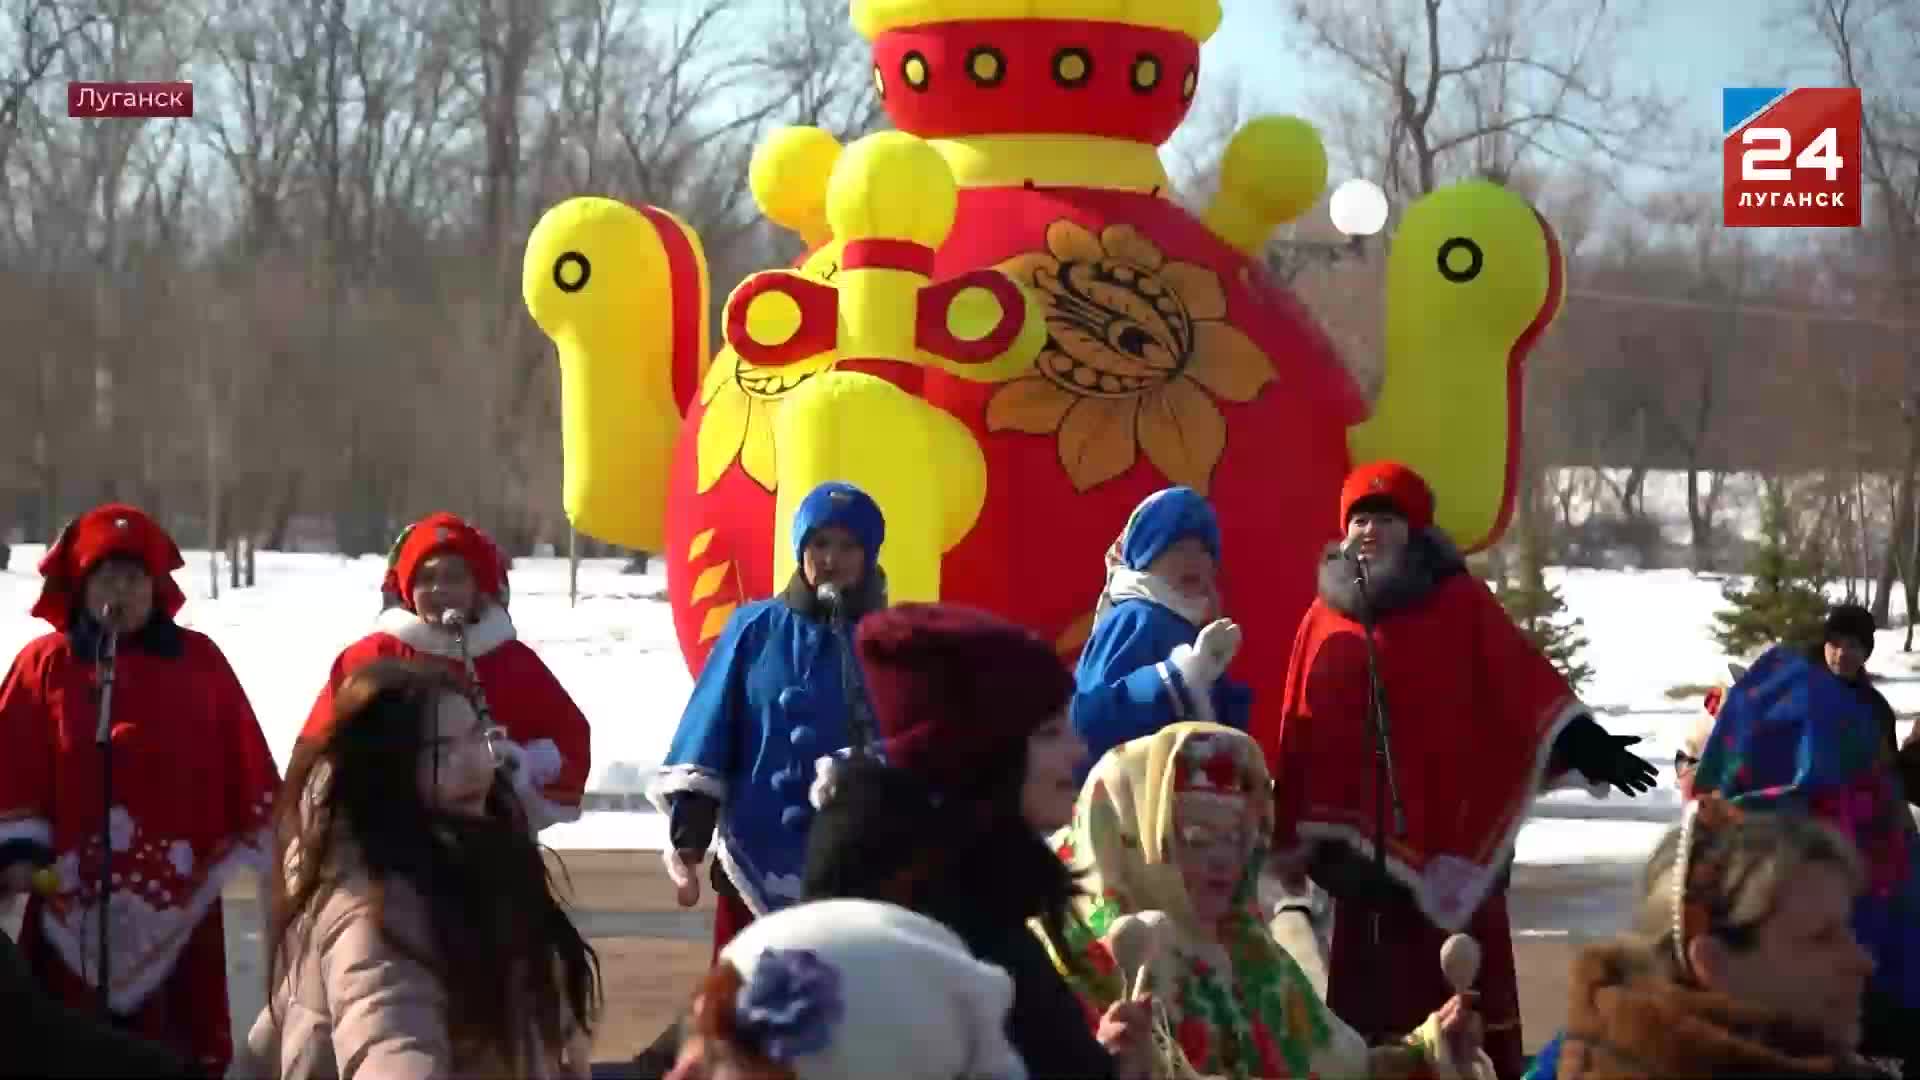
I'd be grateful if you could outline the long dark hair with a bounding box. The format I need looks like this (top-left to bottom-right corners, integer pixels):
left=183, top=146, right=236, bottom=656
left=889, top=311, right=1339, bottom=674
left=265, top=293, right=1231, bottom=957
left=802, top=745, right=1088, bottom=974
left=267, top=659, right=600, bottom=1063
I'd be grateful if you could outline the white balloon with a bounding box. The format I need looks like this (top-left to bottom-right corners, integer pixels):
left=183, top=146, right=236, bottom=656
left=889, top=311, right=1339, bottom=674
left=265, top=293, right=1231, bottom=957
left=1329, top=178, right=1390, bottom=237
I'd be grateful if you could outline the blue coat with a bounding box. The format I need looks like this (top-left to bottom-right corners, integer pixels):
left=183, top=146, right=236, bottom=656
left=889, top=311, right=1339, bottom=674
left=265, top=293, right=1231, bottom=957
left=651, top=596, right=867, bottom=915
left=1070, top=598, right=1252, bottom=781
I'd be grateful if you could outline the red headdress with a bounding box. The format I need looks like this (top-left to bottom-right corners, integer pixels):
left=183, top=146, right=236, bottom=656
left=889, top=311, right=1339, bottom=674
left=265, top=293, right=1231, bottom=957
left=381, top=512, right=508, bottom=609
left=1339, top=461, right=1436, bottom=533
left=31, top=504, right=187, bottom=630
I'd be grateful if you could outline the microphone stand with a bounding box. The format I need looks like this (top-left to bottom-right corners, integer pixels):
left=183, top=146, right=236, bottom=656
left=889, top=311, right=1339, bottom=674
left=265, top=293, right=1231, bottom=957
left=1353, top=556, right=1406, bottom=1046
left=92, top=605, right=119, bottom=1020
left=816, top=586, right=873, bottom=758
left=442, top=611, right=496, bottom=732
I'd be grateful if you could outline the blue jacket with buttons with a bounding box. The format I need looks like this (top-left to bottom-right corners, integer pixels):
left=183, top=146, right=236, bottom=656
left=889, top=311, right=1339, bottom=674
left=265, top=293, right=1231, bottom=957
left=649, top=569, right=882, bottom=915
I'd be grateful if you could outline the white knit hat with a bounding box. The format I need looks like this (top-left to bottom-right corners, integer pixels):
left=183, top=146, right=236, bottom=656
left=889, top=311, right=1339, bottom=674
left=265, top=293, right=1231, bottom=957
left=717, top=899, right=1028, bottom=1080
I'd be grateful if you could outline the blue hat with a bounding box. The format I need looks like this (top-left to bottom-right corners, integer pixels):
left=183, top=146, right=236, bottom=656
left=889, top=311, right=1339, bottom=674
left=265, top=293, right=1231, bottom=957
left=1118, top=487, right=1220, bottom=571
left=793, top=482, right=885, bottom=563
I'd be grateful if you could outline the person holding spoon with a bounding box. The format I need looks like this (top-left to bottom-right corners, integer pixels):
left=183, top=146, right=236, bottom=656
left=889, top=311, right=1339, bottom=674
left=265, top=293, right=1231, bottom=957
left=1042, top=723, right=1487, bottom=1079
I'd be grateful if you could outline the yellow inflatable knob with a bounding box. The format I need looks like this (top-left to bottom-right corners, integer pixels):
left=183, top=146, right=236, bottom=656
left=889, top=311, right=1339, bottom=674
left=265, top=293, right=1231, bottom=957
left=1204, top=115, right=1329, bottom=255
left=30, top=866, right=59, bottom=894
left=824, top=131, right=957, bottom=251
left=744, top=289, right=804, bottom=347
left=751, top=126, right=842, bottom=249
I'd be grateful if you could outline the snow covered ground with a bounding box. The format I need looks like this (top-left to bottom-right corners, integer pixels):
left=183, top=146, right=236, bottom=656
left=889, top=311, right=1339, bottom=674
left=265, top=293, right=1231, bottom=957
left=5, top=546, right=1915, bottom=867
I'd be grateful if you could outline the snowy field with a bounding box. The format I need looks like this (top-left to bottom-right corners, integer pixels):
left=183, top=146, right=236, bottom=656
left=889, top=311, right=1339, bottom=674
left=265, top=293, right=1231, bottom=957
left=5, top=545, right=1916, bottom=867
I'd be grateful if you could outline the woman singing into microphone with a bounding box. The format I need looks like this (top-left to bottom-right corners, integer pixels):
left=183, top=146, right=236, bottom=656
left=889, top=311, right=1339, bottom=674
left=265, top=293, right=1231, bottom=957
left=300, top=512, right=591, bottom=831
left=0, top=504, right=279, bottom=1074
left=650, top=481, right=887, bottom=957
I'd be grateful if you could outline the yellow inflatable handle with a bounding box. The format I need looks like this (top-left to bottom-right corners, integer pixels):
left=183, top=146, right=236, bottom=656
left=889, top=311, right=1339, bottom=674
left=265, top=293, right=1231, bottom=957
left=30, top=866, right=59, bottom=895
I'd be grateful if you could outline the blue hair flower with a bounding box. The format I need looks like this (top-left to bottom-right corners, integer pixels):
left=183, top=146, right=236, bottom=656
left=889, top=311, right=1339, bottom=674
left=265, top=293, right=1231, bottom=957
left=734, top=947, right=845, bottom=1062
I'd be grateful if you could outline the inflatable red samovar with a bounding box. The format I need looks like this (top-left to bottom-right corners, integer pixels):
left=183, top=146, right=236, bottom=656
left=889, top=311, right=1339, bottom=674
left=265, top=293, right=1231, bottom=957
left=522, top=0, right=1566, bottom=706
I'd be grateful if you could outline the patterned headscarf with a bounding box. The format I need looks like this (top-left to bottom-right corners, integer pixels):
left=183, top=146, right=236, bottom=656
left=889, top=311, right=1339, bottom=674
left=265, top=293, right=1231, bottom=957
left=1091, top=489, right=1223, bottom=632
left=1039, top=723, right=1368, bottom=1079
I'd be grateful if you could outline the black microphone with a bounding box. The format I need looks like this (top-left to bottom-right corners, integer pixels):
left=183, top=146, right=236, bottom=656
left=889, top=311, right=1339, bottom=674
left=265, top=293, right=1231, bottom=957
left=437, top=609, right=466, bottom=629
left=1340, top=538, right=1371, bottom=584
left=816, top=582, right=841, bottom=615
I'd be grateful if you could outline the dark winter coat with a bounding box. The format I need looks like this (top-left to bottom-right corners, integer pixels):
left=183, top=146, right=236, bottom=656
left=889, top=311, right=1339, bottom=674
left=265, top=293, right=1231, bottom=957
left=803, top=761, right=1116, bottom=1080
left=0, top=928, right=198, bottom=1078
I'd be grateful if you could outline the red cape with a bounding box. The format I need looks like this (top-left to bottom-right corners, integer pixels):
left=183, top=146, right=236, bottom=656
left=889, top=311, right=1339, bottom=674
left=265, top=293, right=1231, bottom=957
left=0, top=629, right=278, bottom=1071
left=301, top=609, right=592, bottom=823
left=1260, top=571, right=1582, bottom=931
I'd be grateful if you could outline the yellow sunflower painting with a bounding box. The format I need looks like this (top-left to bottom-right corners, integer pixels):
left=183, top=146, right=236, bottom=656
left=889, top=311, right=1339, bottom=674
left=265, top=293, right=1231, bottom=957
left=694, top=250, right=843, bottom=494
left=986, top=221, right=1274, bottom=494
left=693, top=346, right=830, bottom=494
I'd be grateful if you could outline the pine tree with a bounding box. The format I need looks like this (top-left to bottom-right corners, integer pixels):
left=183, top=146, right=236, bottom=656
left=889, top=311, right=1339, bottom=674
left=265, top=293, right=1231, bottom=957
left=1713, top=479, right=1831, bottom=658
left=1492, top=486, right=1594, bottom=693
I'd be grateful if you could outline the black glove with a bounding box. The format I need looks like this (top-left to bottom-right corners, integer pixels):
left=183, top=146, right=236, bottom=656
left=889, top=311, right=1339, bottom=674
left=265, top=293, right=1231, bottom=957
left=1554, top=715, right=1660, bottom=796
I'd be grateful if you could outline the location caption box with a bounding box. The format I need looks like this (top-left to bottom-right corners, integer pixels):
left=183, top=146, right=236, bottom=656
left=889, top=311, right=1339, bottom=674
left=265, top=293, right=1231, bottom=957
left=67, top=82, right=194, bottom=120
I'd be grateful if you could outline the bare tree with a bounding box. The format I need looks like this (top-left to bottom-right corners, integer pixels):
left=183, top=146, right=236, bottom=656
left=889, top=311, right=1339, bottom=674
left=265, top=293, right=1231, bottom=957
left=1799, top=0, right=1919, bottom=623
left=1286, top=0, right=1678, bottom=202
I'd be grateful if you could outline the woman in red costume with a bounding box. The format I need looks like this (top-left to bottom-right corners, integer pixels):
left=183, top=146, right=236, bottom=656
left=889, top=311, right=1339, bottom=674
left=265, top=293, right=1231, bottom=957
left=0, top=504, right=280, bottom=1073
left=300, top=512, right=592, bottom=831
left=1256, top=463, right=1657, bottom=1080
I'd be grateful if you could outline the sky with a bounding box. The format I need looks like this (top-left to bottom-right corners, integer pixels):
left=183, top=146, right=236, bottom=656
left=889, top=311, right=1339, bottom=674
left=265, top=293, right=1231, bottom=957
left=1201, top=0, right=1826, bottom=197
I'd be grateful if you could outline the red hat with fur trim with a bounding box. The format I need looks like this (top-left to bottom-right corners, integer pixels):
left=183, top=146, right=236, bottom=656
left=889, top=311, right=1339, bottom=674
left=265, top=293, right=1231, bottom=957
left=32, top=504, right=187, bottom=630
left=858, top=603, right=1074, bottom=796
left=1339, top=461, right=1435, bottom=533
left=382, top=512, right=507, bottom=608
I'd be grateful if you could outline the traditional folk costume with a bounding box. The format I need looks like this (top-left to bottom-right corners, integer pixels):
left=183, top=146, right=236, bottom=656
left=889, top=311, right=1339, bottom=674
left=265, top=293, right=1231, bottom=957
left=300, top=512, right=591, bottom=830
left=1257, top=463, right=1655, bottom=1080
left=1693, top=644, right=1920, bottom=1073
left=1044, top=722, right=1485, bottom=1079
left=652, top=482, right=886, bottom=957
left=0, top=505, right=280, bottom=1073
left=1073, top=487, right=1252, bottom=781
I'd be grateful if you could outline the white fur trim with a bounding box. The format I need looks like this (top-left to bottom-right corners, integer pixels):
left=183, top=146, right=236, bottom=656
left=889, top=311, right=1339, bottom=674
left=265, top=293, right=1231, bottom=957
left=35, top=824, right=270, bottom=1013
left=1298, top=698, right=1590, bottom=932
left=644, top=764, right=728, bottom=814
left=0, top=817, right=52, bottom=849
left=374, top=604, right=515, bottom=659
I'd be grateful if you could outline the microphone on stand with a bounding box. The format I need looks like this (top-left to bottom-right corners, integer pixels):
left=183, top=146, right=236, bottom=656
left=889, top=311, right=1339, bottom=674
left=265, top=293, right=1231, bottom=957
left=1340, top=537, right=1372, bottom=586
left=815, top=582, right=842, bottom=617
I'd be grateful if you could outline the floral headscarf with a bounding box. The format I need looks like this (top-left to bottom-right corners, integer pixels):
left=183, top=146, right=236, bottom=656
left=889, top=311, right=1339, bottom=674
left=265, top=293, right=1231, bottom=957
left=1039, top=723, right=1369, bottom=1079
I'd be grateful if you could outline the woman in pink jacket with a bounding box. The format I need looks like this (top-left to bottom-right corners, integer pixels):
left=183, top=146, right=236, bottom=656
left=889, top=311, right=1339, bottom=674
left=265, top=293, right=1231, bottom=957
left=241, top=659, right=601, bottom=1079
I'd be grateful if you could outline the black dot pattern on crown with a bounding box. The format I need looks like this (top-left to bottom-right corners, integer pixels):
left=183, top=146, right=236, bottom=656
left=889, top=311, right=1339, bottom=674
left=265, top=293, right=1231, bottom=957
left=1130, top=53, right=1160, bottom=93
left=1051, top=47, right=1093, bottom=89
left=966, top=45, right=1006, bottom=88
left=902, top=51, right=931, bottom=92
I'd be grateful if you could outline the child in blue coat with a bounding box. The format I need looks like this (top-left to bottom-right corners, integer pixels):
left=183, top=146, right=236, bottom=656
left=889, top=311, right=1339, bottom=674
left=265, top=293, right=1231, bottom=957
left=1070, top=486, right=1251, bottom=781
left=647, top=481, right=886, bottom=958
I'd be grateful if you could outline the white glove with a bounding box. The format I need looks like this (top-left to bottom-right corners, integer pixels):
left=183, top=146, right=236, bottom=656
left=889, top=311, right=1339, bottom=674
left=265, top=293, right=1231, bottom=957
left=1171, top=619, right=1240, bottom=690
left=809, top=754, right=850, bottom=810
left=1196, top=618, right=1242, bottom=669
